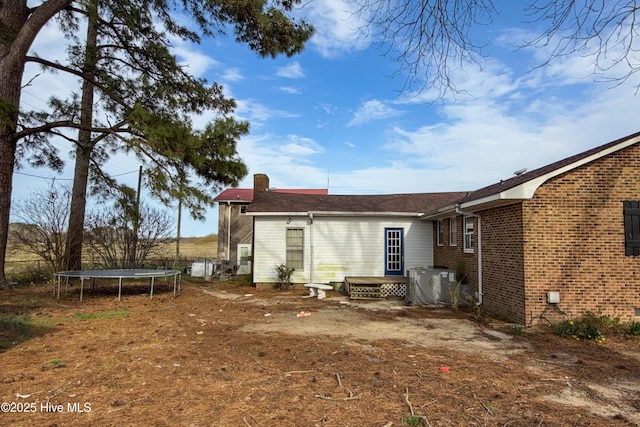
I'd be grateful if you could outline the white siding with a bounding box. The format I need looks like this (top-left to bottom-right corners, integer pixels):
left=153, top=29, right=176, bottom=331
left=253, top=215, right=433, bottom=284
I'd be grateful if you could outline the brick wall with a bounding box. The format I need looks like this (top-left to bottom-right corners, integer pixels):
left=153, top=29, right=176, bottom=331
left=478, top=204, right=526, bottom=323
left=433, top=217, right=478, bottom=293
left=434, top=143, right=640, bottom=325
left=521, top=144, right=640, bottom=324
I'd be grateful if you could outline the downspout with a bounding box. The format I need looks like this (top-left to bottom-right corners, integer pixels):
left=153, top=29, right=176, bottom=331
left=227, top=202, right=231, bottom=263
left=456, top=208, right=483, bottom=305
left=308, top=212, right=314, bottom=283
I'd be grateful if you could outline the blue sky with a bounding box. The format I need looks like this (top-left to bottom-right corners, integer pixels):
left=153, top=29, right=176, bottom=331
left=14, top=1, right=640, bottom=237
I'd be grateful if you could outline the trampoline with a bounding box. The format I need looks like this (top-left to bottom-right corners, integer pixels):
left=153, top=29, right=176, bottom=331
left=54, top=269, right=181, bottom=301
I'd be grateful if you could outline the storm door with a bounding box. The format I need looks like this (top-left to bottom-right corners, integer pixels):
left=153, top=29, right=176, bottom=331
left=384, top=228, right=404, bottom=276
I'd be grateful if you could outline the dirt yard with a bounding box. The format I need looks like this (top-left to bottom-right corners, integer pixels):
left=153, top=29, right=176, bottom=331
left=1, top=278, right=639, bottom=426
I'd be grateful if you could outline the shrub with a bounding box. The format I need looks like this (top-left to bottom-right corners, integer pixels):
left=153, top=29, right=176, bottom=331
left=553, top=311, right=619, bottom=343
left=627, top=321, right=640, bottom=336
left=273, top=264, right=295, bottom=290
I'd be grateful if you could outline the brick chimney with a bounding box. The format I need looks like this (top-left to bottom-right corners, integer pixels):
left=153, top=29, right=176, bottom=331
left=253, top=173, right=269, bottom=192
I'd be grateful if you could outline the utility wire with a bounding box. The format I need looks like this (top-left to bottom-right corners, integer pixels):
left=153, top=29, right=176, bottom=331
left=14, top=169, right=139, bottom=181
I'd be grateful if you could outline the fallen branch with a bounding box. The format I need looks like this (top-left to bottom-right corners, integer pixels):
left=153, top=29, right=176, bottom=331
left=314, top=393, right=360, bottom=401
left=335, top=372, right=354, bottom=397
left=243, top=416, right=254, bottom=427
left=405, top=387, right=415, bottom=415
left=252, top=357, right=269, bottom=371
left=474, top=393, right=492, bottom=415
left=284, top=369, right=315, bottom=376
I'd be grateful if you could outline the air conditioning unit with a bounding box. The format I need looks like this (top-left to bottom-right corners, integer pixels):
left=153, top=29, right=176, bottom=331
left=407, top=268, right=464, bottom=305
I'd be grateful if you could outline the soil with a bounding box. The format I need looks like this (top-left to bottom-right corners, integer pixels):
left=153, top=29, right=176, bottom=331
left=1, top=279, right=639, bottom=427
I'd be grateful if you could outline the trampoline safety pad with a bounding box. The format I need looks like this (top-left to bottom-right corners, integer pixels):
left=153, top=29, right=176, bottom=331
left=54, top=269, right=181, bottom=301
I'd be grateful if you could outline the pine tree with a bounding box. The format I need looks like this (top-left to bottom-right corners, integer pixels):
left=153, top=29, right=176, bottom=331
left=0, top=0, right=314, bottom=285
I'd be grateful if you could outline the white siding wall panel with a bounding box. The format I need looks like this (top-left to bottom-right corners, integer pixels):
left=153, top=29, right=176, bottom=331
left=253, top=215, right=434, bottom=284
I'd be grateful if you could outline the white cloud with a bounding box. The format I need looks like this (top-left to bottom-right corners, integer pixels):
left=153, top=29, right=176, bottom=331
left=276, top=61, right=305, bottom=78
left=348, top=99, right=403, bottom=126
left=233, top=99, right=299, bottom=127
left=278, top=86, right=301, bottom=94
left=221, top=67, right=243, bottom=82
left=236, top=133, right=328, bottom=189
left=172, top=42, right=219, bottom=78
left=305, top=0, right=372, bottom=58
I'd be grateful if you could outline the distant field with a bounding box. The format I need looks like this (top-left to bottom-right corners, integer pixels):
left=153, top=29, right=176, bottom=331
left=6, top=234, right=218, bottom=262
left=162, top=234, right=218, bottom=259
left=5, top=234, right=218, bottom=279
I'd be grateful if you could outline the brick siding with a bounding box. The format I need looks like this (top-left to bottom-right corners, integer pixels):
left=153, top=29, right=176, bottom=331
left=521, top=144, right=640, bottom=324
left=435, top=143, right=640, bottom=325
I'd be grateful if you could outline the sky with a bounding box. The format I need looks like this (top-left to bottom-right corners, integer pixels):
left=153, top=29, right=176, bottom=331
left=13, top=1, right=640, bottom=237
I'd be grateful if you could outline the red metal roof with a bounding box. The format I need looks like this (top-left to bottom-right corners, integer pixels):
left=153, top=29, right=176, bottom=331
left=214, top=188, right=328, bottom=202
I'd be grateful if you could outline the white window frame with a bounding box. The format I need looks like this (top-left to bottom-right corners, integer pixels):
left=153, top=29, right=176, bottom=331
left=449, top=217, right=457, bottom=246
left=436, top=220, right=444, bottom=246
left=464, top=216, right=474, bottom=253
left=286, top=228, right=304, bottom=270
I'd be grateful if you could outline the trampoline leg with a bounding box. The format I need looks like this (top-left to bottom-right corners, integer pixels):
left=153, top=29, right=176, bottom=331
left=150, top=277, right=155, bottom=299
left=80, top=277, right=84, bottom=302
left=118, top=278, right=122, bottom=300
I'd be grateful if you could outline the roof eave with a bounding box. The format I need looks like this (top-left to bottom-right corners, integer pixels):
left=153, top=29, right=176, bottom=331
left=460, top=133, right=640, bottom=212
left=247, top=211, right=422, bottom=217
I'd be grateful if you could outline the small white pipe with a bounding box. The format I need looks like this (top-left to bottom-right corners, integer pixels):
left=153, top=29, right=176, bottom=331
left=308, top=212, right=314, bottom=283
left=227, top=202, right=231, bottom=262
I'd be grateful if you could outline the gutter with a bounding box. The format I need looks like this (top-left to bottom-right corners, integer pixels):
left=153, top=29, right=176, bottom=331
left=247, top=211, right=421, bottom=217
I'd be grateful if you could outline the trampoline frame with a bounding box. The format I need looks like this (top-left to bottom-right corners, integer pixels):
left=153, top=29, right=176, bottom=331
left=54, top=269, right=182, bottom=301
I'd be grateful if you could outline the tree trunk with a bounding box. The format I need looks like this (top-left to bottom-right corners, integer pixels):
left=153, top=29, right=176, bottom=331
left=0, top=2, right=29, bottom=288
left=0, top=0, right=73, bottom=286
left=64, top=0, right=98, bottom=271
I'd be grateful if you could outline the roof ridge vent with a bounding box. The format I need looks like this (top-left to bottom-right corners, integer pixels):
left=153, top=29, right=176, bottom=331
left=513, top=168, right=527, bottom=176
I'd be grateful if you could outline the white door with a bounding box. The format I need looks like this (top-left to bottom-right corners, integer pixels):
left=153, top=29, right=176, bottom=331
left=237, top=244, right=252, bottom=275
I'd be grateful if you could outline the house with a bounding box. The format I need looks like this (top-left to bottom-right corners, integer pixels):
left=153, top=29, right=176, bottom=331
left=213, top=174, right=327, bottom=273
left=246, top=187, right=467, bottom=286
left=423, top=131, right=640, bottom=325
left=246, top=131, right=640, bottom=325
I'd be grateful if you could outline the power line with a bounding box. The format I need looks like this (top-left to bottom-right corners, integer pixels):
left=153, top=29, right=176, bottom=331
left=14, top=169, right=139, bottom=181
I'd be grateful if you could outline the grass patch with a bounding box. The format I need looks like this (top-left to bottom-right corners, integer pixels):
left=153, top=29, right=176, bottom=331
left=72, top=309, right=129, bottom=321
left=0, top=313, right=49, bottom=350
left=505, top=324, right=524, bottom=336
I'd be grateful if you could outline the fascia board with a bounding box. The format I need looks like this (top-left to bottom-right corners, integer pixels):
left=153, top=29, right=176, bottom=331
left=462, top=135, right=640, bottom=210
left=419, top=204, right=458, bottom=220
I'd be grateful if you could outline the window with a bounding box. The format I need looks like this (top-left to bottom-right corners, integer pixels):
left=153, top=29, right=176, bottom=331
left=436, top=220, right=443, bottom=246
left=240, top=205, right=248, bottom=214
left=286, top=228, right=304, bottom=270
left=464, top=217, right=474, bottom=253
left=624, top=201, right=640, bottom=256
left=449, top=217, right=457, bottom=246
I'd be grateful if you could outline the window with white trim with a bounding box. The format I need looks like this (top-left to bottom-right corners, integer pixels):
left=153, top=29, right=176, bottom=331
left=286, top=228, right=304, bottom=270
left=436, top=220, right=443, bottom=246
left=464, top=217, right=474, bottom=253
left=449, top=217, right=457, bottom=246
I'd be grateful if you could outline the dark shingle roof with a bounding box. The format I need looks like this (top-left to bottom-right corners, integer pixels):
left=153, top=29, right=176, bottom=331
left=214, top=188, right=328, bottom=202
left=246, top=191, right=469, bottom=214
left=458, top=130, right=640, bottom=204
